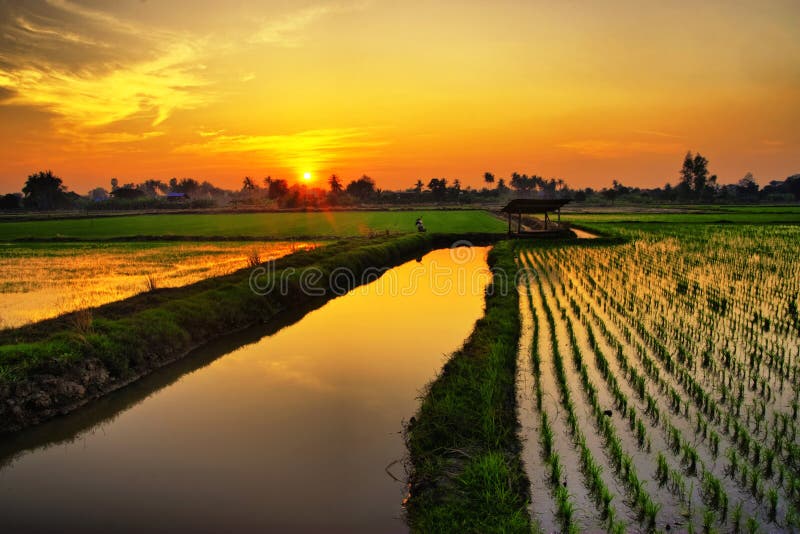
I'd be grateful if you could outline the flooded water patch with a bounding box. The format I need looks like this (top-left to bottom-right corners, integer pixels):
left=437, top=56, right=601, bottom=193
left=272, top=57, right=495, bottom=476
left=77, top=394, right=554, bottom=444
left=0, top=241, right=319, bottom=328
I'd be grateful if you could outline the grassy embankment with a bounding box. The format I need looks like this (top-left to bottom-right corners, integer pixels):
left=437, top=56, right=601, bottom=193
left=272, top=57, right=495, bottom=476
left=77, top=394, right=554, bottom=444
left=0, top=233, right=446, bottom=431
left=566, top=206, right=800, bottom=236
left=0, top=210, right=506, bottom=241
left=404, top=239, right=531, bottom=532
left=403, top=234, right=628, bottom=532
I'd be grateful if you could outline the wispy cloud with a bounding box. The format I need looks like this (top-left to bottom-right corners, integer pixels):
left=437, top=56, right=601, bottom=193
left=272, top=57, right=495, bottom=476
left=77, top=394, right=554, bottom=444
left=15, top=16, right=101, bottom=46
left=751, top=139, right=790, bottom=155
left=1, top=43, right=210, bottom=128
left=0, top=1, right=370, bottom=139
left=176, top=128, right=387, bottom=171
left=632, top=129, right=683, bottom=139
left=250, top=2, right=369, bottom=47
left=0, top=1, right=211, bottom=132
left=557, top=139, right=682, bottom=158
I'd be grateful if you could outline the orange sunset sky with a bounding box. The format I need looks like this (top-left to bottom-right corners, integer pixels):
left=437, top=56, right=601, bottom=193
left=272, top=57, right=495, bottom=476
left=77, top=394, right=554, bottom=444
left=0, top=0, right=798, bottom=194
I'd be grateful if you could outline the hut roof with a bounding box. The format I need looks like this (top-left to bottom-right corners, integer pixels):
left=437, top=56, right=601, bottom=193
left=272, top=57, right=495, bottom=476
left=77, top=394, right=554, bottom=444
left=500, top=198, right=571, bottom=213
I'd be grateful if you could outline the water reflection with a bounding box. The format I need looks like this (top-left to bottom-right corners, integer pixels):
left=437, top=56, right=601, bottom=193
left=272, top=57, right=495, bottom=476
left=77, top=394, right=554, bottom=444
left=0, top=241, right=318, bottom=327
left=0, top=247, right=491, bottom=533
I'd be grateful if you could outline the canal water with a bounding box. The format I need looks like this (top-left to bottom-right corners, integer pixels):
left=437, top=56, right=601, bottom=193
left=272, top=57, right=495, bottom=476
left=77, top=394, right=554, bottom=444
left=0, top=247, right=491, bottom=533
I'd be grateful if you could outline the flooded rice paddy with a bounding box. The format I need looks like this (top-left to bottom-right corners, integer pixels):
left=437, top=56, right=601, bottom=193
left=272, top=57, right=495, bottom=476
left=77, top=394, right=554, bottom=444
left=0, top=241, right=318, bottom=328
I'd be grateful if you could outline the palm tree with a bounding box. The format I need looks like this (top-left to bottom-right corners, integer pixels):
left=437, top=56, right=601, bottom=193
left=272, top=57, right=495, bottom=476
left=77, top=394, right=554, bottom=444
left=483, top=172, right=495, bottom=185
left=414, top=180, right=424, bottom=194
left=328, top=174, right=343, bottom=193
left=242, top=176, right=256, bottom=191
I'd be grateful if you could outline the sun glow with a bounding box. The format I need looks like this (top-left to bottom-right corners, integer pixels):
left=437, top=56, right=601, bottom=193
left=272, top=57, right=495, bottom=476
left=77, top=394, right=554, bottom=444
left=302, top=172, right=312, bottom=182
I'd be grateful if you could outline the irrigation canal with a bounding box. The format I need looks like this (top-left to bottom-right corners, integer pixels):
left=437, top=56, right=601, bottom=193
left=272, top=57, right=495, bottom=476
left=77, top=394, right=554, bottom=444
left=0, top=247, right=491, bottom=533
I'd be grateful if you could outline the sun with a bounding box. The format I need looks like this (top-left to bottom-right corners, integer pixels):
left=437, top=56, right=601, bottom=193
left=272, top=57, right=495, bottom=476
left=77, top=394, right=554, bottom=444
left=302, top=172, right=312, bottom=182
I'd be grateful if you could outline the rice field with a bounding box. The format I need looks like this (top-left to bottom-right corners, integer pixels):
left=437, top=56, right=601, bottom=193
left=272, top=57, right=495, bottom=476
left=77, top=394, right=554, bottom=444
left=0, top=210, right=504, bottom=240
left=517, top=225, right=800, bottom=533
left=0, top=241, right=318, bottom=328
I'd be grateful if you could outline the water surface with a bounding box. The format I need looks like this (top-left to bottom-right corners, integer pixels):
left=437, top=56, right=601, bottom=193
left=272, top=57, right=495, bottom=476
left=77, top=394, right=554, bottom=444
left=0, top=247, right=490, bottom=533
left=0, top=241, right=319, bottom=327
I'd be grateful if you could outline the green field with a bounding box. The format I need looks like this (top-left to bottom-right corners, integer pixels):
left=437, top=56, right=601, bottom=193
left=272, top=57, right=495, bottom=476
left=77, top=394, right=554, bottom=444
left=566, top=207, right=800, bottom=228
left=0, top=210, right=505, bottom=241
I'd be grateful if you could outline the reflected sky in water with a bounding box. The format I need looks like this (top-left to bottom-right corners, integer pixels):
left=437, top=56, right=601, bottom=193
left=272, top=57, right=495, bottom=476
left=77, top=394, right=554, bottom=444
left=0, top=247, right=491, bottom=533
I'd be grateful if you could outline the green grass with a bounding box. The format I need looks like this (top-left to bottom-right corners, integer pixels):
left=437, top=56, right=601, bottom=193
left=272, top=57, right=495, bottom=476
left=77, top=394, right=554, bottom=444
left=404, top=240, right=531, bottom=532
left=567, top=206, right=800, bottom=231
left=0, top=210, right=505, bottom=241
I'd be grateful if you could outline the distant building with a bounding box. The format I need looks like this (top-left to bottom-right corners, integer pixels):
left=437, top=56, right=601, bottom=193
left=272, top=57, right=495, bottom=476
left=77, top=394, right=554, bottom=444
left=109, top=187, right=145, bottom=200
left=166, top=192, right=190, bottom=201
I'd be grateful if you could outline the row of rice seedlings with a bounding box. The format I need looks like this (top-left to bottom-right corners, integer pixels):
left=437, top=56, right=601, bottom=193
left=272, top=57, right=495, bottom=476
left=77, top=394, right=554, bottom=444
left=525, top=264, right=626, bottom=532
left=524, top=284, right=544, bottom=411
left=543, top=251, right=731, bottom=528
left=567, top=229, right=800, bottom=526
left=576, top=228, right=792, bottom=420
left=540, top=403, right=577, bottom=533
left=549, top=245, right=781, bottom=529
left=525, top=258, right=663, bottom=531
left=560, top=238, right=796, bottom=528
left=656, top=452, right=689, bottom=503
left=611, top=243, right=797, bottom=446
left=595, top=276, right=786, bottom=526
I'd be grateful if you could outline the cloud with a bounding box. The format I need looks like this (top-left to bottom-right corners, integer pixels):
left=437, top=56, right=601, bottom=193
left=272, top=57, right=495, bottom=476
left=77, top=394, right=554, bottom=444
left=631, top=129, right=683, bottom=139
left=85, top=131, right=165, bottom=145
left=751, top=139, right=789, bottom=155
left=14, top=15, right=101, bottom=46
left=176, top=128, right=387, bottom=170
left=1, top=43, right=210, bottom=128
left=0, top=1, right=211, bottom=131
left=557, top=139, right=682, bottom=158
left=0, top=1, right=371, bottom=137
left=250, top=1, right=369, bottom=47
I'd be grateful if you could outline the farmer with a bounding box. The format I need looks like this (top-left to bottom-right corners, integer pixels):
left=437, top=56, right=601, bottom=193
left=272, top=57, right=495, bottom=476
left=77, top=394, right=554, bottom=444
left=415, top=217, right=426, bottom=232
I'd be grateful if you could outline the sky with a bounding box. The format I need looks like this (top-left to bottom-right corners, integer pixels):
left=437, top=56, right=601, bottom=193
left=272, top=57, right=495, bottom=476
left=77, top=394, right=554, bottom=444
left=0, top=0, right=798, bottom=194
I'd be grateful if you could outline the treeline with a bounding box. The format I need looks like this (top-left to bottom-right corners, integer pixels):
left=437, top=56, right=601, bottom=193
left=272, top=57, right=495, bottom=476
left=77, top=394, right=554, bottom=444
left=1, top=152, right=798, bottom=211
left=579, top=152, right=800, bottom=205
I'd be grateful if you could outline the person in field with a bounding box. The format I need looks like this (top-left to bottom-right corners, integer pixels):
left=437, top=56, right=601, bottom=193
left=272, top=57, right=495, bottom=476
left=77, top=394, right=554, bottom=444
left=415, top=217, right=426, bottom=232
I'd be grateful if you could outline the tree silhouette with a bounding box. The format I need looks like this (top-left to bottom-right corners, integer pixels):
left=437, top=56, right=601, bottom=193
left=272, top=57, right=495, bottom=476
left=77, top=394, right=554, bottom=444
left=679, top=151, right=710, bottom=199
left=22, top=170, right=68, bottom=210
left=483, top=172, right=495, bottom=185
left=601, top=188, right=617, bottom=204
left=414, top=180, right=424, bottom=194
left=171, top=178, right=200, bottom=195
left=242, top=176, right=257, bottom=191
left=0, top=193, right=22, bottom=209
left=328, top=174, right=343, bottom=193
left=510, top=172, right=543, bottom=193
left=737, top=172, right=759, bottom=200
left=139, top=179, right=167, bottom=197
left=691, top=154, right=709, bottom=195
left=345, top=175, right=376, bottom=200
left=427, top=178, right=447, bottom=201
left=267, top=179, right=289, bottom=199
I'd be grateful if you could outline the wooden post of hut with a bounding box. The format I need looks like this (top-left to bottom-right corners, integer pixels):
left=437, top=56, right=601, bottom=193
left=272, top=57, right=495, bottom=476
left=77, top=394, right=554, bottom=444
left=500, top=199, right=571, bottom=237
